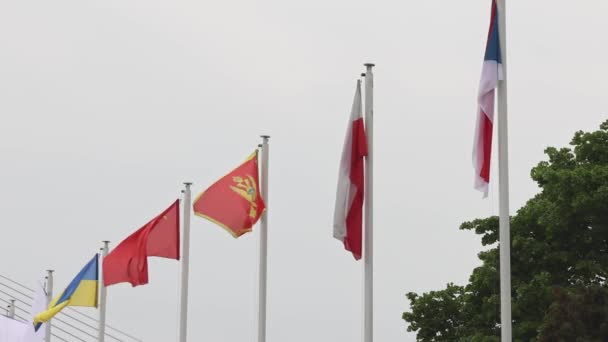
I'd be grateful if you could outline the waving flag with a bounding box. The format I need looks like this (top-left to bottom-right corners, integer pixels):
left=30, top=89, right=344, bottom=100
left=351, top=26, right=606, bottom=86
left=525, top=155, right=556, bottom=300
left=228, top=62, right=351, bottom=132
left=333, top=80, right=367, bottom=260
left=34, top=254, right=99, bottom=330
left=23, top=281, right=47, bottom=341
left=473, top=0, right=503, bottom=196
left=103, top=200, right=180, bottom=287
left=193, top=151, right=266, bottom=238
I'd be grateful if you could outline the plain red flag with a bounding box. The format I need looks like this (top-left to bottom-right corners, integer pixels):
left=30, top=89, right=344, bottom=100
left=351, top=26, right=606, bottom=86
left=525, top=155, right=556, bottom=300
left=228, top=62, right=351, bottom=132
left=193, top=151, right=265, bottom=238
left=103, top=200, right=180, bottom=287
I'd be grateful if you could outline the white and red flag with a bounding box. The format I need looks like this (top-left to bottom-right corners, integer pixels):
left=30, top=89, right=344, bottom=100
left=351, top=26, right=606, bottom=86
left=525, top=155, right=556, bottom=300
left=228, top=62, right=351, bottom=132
left=333, top=80, right=368, bottom=260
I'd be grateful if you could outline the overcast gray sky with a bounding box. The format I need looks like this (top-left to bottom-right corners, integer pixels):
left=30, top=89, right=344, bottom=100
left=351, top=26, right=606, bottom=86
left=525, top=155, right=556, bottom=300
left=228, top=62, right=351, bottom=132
left=1, top=0, right=607, bottom=341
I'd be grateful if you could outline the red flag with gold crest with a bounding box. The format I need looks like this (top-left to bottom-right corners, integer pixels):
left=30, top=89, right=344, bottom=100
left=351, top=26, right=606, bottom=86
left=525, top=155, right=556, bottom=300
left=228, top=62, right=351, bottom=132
left=193, top=151, right=265, bottom=237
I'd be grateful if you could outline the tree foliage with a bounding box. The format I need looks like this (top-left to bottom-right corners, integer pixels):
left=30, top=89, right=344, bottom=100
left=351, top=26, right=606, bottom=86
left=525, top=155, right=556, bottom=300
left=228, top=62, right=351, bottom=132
left=403, top=121, right=608, bottom=341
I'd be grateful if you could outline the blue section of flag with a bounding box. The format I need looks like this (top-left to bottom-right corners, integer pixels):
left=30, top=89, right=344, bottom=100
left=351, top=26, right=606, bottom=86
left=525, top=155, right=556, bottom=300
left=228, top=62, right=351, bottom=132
left=484, top=1, right=502, bottom=63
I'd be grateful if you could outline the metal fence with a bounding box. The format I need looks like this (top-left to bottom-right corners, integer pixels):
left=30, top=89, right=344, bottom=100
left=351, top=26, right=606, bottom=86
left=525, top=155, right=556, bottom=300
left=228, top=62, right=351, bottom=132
left=0, top=274, right=141, bottom=342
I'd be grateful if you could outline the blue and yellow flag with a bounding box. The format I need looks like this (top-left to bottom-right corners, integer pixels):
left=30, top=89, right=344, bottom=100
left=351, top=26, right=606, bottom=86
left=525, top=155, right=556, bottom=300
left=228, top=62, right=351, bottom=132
left=34, top=254, right=99, bottom=330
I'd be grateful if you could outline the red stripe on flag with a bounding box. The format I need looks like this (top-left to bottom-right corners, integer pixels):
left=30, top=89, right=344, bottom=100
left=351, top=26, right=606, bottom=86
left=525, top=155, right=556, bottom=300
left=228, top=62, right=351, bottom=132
left=479, top=112, right=493, bottom=184
left=344, top=117, right=367, bottom=260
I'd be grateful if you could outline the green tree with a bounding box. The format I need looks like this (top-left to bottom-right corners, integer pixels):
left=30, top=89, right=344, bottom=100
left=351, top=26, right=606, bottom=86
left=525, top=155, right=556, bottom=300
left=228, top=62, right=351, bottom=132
left=403, top=121, right=608, bottom=341
left=537, top=286, right=608, bottom=342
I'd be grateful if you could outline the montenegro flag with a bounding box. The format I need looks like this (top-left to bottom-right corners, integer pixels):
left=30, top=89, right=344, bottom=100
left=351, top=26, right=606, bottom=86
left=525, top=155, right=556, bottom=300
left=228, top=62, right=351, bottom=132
left=194, top=151, right=266, bottom=237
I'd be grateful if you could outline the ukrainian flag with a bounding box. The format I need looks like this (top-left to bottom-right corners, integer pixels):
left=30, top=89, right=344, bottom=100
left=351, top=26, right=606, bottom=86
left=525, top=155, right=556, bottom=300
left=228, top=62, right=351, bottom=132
left=34, top=254, right=99, bottom=330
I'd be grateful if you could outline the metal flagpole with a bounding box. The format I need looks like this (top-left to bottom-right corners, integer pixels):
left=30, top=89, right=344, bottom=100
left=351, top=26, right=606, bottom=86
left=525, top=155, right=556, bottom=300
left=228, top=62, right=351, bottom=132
left=363, top=63, right=374, bottom=342
left=496, top=0, right=512, bottom=340
left=8, top=299, right=15, bottom=318
left=99, top=241, right=110, bottom=342
left=45, top=269, right=53, bottom=342
left=179, top=183, right=192, bottom=342
left=258, top=135, right=270, bottom=342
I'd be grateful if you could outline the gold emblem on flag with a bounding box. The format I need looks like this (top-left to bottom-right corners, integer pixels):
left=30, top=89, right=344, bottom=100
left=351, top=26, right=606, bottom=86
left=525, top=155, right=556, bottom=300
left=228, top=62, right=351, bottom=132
left=230, top=175, right=259, bottom=218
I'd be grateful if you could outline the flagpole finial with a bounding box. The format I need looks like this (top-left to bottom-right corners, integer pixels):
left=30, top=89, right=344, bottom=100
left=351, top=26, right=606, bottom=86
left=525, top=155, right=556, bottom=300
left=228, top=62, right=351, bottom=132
left=364, top=63, right=375, bottom=67
left=183, top=182, right=193, bottom=186
left=260, top=135, right=270, bottom=140
left=45, top=269, right=54, bottom=280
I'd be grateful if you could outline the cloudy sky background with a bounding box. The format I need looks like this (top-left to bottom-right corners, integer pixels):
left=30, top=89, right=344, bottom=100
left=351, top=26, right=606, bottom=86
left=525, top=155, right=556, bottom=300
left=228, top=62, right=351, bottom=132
left=1, top=0, right=607, bottom=341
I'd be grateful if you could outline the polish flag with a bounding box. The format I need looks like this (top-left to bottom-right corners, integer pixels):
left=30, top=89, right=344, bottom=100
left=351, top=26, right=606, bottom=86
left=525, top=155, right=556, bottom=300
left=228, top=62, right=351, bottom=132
left=334, top=80, right=368, bottom=260
left=473, top=0, right=503, bottom=196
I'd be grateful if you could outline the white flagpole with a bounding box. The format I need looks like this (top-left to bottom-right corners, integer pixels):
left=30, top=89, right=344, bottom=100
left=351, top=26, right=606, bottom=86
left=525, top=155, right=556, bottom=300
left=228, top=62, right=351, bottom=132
left=258, top=135, right=270, bottom=342
left=496, top=0, right=512, bottom=340
left=99, top=241, right=110, bottom=342
left=8, top=299, right=15, bottom=318
left=363, top=63, right=374, bottom=342
left=179, top=183, right=192, bottom=342
left=45, top=269, right=53, bottom=342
